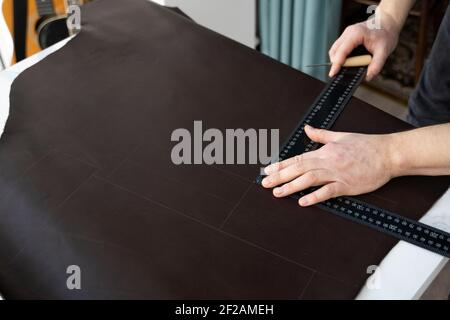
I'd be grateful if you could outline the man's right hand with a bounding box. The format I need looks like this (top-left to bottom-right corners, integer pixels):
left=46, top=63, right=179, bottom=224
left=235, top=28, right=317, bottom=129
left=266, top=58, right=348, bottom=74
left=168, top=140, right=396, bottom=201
left=328, top=12, right=402, bottom=81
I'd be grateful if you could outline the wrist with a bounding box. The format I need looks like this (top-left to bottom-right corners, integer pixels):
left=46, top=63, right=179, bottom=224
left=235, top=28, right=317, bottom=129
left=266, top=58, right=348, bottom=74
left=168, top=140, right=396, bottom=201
left=383, top=133, right=410, bottom=178
left=377, top=6, right=404, bottom=35
left=384, top=133, right=408, bottom=178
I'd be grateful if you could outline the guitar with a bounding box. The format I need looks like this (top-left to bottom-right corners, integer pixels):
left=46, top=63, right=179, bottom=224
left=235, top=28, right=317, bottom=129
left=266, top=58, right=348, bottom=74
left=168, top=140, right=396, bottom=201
left=2, top=0, right=88, bottom=63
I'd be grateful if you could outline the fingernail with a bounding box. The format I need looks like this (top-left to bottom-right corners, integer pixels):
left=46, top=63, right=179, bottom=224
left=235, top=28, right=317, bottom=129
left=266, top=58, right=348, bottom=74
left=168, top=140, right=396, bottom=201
left=299, top=198, right=308, bottom=206
left=264, top=164, right=276, bottom=175
left=262, top=177, right=272, bottom=187
left=274, top=187, right=283, bottom=196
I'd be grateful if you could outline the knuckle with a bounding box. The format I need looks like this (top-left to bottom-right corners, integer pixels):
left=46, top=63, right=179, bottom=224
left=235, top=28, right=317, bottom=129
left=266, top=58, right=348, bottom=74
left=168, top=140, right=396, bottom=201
left=272, top=172, right=281, bottom=181
left=344, top=25, right=354, bottom=33
left=273, top=162, right=281, bottom=171
left=324, top=184, right=336, bottom=197
left=355, top=23, right=365, bottom=32
left=306, top=171, right=317, bottom=184
left=294, top=160, right=304, bottom=171
left=292, top=177, right=304, bottom=190
left=334, top=51, right=345, bottom=61
left=309, top=192, right=320, bottom=204
left=346, top=24, right=359, bottom=35
left=333, top=184, right=345, bottom=197
left=294, top=155, right=303, bottom=166
left=284, top=182, right=294, bottom=193
left=315, top=128, right=326, bottom=138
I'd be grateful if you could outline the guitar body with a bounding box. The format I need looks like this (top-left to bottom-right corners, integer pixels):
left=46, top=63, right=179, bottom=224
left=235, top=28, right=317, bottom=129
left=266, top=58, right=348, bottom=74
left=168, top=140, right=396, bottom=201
left=37, top=15, right=69, bottom=50
left=2, top=0, right=85, bottom=63
left=2, top=0, right=67, bottom=57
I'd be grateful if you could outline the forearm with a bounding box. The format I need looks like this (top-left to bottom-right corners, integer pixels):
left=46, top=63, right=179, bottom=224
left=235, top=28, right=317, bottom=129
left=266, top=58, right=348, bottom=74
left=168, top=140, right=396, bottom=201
left=388, top=123, right=450, bottom=177
left=378, top=0, right=416, bottom=32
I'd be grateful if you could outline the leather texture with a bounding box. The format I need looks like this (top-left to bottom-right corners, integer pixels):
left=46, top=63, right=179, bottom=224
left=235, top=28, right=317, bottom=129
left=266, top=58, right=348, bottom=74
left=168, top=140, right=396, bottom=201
left=0, top=0, right=448, bottom=299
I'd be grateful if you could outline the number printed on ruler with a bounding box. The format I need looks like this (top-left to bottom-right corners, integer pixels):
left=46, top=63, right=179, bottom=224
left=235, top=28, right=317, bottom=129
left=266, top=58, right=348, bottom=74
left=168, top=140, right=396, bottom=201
left=260, top=66, right=450, bottom=259
left=280, top=67, right=366, bottom=160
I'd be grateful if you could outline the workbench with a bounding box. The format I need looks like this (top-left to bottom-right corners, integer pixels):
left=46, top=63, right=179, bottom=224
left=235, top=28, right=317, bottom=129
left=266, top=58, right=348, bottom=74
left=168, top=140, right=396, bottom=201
left=0, top=1, right=448, bottom=299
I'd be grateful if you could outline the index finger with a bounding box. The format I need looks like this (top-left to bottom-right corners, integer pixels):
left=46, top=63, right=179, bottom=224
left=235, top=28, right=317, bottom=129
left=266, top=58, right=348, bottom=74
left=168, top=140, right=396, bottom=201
left=329, top=40, right=360, bottom=77
left=264, top=152, right=315, bottom=175
left=329, top=37, right=344, bottom=61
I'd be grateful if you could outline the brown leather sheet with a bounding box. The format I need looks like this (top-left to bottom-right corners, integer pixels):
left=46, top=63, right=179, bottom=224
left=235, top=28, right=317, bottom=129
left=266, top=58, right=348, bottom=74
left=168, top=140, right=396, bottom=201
left=0, top=0, right=448, bottom=299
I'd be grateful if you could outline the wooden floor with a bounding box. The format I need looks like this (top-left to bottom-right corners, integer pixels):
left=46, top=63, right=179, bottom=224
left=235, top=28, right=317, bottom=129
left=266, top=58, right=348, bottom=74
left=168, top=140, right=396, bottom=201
left=421, top=263, right=450, bottom=300
left=355, top=85, right=408, bottom=122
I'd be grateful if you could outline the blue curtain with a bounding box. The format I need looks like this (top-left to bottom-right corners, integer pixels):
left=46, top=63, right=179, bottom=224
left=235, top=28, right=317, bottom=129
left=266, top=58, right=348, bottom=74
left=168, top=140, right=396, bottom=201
left=259, top=0, right=342, bottom=81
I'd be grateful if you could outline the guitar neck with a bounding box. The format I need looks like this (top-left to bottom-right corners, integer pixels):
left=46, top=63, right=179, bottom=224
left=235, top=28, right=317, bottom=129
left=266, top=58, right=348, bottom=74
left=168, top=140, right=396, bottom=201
left=36, top=0, right=56, bottom=16
left=36, top=0, right=85, bottom=16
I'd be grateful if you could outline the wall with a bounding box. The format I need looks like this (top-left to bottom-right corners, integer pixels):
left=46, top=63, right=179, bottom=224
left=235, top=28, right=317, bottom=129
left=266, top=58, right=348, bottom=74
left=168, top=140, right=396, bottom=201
left=152, top=0, right=256, bottom=48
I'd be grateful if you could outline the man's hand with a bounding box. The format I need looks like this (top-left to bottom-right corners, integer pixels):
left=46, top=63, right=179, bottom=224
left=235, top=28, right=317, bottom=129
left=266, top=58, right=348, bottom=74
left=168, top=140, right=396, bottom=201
left=262, top=126, right=396, bottom=207
left=329, top=12, right=401, bottom=81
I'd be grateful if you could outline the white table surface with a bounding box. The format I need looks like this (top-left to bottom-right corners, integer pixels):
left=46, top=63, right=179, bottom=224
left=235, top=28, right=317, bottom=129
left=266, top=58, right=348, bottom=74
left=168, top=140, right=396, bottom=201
left=0, top=38, right=449, bottom=300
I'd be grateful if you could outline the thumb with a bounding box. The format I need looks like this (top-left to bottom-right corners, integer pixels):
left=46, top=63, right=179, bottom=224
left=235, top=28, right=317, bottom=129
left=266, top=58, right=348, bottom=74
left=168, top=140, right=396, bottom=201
left=366, top=47, right=388, bottom=81
left=305, top=125, right=344, bottom=144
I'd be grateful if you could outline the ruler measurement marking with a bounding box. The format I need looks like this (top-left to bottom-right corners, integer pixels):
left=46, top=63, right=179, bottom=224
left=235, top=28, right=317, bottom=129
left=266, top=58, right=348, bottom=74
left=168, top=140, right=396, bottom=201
left=258, top=66, right=450, bottom=258
left=291, top=188, right=450, bottom=256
